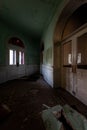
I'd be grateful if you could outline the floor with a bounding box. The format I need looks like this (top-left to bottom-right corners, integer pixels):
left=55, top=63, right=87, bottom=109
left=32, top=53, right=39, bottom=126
left=0, top=74, right=87, bottom=130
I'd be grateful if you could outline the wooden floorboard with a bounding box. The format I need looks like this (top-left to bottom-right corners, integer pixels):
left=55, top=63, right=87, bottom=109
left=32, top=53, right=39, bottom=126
left=0, top=75, right=87, bottom=130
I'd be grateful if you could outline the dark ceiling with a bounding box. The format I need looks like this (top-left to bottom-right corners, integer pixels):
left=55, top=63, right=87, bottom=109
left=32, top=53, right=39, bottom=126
left=0, top=0, right=62, bottom=39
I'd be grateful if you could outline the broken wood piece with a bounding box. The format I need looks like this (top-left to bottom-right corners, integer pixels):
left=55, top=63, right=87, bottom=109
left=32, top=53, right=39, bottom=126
left=42, top=104, right=50, bottom=109
left=0, top=103, right=11, bottom=121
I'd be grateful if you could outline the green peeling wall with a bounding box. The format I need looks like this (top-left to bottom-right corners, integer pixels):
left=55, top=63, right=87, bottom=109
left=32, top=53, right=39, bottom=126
left=42, top=0, right=69, bottom=66
left=26, top=39, right=40, bottom=65
left=0, top=21, right=40, bottom=66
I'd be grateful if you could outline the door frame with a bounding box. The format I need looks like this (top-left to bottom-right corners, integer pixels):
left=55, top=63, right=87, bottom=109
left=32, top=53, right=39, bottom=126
left=61, top=23, right=87, bottom=95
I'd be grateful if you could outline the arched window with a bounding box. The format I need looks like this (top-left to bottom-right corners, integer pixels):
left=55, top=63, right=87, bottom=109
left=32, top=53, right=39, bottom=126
left=8, top=37, right=25, bottom=48
left=63, top=3, right=87, bottom=39
left=8, top=37, right=25, bottom=65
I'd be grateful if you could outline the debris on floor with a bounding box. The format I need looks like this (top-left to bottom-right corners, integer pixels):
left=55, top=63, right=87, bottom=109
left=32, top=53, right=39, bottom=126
left=63, top=105, right=87, bottom=130
left=42, top=105, right=63, bottom=130
left=41, top=104, right=87, bottom=130
left=20, top=73, right=40, bottom=82
left=0, top=77, right=87, bottom=130
left=30, top=88, right=39, bottom=95
left=0, top=103, right=11, bottom=122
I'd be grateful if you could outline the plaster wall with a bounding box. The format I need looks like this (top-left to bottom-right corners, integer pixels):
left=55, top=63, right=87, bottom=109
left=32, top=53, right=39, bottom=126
left=41, top=64, right=53, bottom=87
left=41, top=0, right=69, bottom=87
left=0, top=21, right=40, bottom=84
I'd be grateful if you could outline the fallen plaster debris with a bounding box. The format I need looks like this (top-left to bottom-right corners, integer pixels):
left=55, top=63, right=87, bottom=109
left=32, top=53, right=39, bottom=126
left=43, top=104, right=51, bottom=109
left=41, top=104, right=87, bottom=130
left=63, top=105, right=87, bottom=130
left=0, top=103, right=11, bottom=121
left=42, top=105, right=63, bottom=130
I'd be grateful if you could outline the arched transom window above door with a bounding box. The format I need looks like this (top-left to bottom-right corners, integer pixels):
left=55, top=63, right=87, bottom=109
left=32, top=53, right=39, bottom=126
left=8, top=37, right=25, bottom=66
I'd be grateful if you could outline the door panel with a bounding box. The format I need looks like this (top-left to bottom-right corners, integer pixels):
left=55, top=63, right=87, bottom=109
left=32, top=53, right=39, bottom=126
left=63, top=41, right=72, bottom=67
left=62, top=30, right=87, bottom=105
left=62, top=40, right=77, bottom=94
left=76, top=33, right=87, bottom=104
left=77, top=33, right=87, bottom=67
left=62, top=33, right=87, bottom=95
left=62, top=41, right=73, bottom=92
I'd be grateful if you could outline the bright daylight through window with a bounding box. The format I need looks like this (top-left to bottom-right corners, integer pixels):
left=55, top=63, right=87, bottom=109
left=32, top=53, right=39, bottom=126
left=19, top=51, right=24, bottom=65
left=9, top=49, right=16, bottom=65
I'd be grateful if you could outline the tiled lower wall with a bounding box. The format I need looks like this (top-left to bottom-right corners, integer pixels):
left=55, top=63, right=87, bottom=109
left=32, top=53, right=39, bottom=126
left=41, top=64, right=53, bottom=87
left=0, top=65, right=40, bottom=84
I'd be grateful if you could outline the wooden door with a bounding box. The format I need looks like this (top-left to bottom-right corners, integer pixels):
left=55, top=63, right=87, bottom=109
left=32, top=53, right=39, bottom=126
left=62, top=40, right=77, bottom=94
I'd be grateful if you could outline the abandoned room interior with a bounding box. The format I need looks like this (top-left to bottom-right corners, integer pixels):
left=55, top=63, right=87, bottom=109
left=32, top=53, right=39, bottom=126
left=0, top=0, right=87, bottom=130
